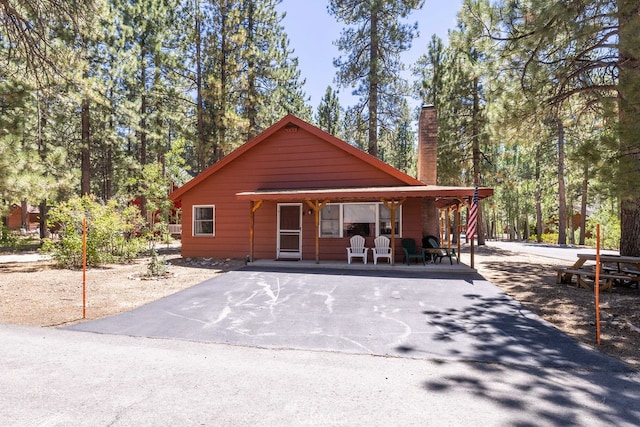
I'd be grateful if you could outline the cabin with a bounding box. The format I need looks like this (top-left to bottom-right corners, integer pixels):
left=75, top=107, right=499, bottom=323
left=4, top=203, right=40, bottom=232
left=169, top=107, right=493, bottom=263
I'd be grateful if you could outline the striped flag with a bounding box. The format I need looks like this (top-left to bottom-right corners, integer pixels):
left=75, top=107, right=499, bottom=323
left=467, top=186, right=479, bottom=240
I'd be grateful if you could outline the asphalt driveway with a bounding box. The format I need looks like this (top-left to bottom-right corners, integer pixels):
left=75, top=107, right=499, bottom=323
left=68, top=265, right=627, bottom=371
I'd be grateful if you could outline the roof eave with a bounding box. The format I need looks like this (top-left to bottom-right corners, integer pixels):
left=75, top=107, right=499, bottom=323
left=236, top=186, right=494, bottom=202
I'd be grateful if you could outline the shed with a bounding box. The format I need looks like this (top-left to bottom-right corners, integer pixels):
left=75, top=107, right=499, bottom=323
left=170, top=110, right=492, bottom=263
left=5, top=203, right=40, bottom=232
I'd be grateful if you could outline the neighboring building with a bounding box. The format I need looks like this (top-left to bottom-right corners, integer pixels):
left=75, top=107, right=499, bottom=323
left=170, top=107, right=493, bottom=262
left=4, top=203, right=39, bottom=232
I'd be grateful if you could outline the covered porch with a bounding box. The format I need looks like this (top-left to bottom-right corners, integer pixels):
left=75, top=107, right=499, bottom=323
left=237, top=185, right=493, bottom=265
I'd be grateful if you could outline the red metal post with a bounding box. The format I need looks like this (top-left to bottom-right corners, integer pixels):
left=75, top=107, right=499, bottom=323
left=595, top=224, right=601, bottom=345
left=82, top=217, right=87, bottom=319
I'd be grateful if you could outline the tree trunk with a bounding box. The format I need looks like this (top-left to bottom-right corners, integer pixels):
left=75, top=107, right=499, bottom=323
left=154, top=50, right=164, bottom=174
left=535, top=146, right=543, bottom=242
left=195, top=0, right=206, bottom=172
left=81, top=97, right=91, bottom=195
left=36, top=91, right=48, bottom=239
left=20, top=199, right=28, bottom=230
left=105, top=142, right=113, bottom=200
left=621, top=200, right=640, bottom=254
left=139, top=36, right=148, bottom=223
left=38, top=200, right=47, bottom=240
left=569, top=205, right=575, bottom=245
left=217, top=5, right=228, bottom=161
left=579, top=163, right=588, bottom=245
left=618, top=0, right=640, bottom=256
left=556, top=118, right=567, bottom=245
left=367, top=6, right=379, bottom=157
left=246, top=0, right=258, bottom=139
left=105, top=87, right=114, bottom=200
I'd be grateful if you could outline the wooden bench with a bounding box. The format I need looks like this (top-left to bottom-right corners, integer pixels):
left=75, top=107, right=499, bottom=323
left=602, top=266, right=640, bottom=288
left=553, top=267, right=637, bottom=291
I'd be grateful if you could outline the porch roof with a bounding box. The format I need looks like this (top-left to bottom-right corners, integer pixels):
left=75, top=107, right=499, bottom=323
left=237, top=185, right=493, bottom=207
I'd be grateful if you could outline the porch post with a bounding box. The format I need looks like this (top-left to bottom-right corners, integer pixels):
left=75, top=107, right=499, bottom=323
left=249, top=200, right=263, bottom=262
left=314, top=200, right=320, bottom=264
left=382, top=198, right=405, bottom=266
left=457, top=203, right=462, bottom=262
left=446, top=206, right=451, bottom=250
left=249, top=201, right=254, bottom=262
left=390, top=205, right=396, bottom=266
left=305, top=199, right=327, bottom=264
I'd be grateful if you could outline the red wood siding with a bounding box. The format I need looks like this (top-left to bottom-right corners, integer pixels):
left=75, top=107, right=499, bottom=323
left=6, top=207, right=39, bottom=231
left=179, top=127, right=421, bottom=260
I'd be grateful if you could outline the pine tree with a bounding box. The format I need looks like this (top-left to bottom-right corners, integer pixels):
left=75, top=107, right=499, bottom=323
left=493, top=0, right=640, bottom=255
left=316, top=86, right=342, bottom=136
left=378, top=100, right=415, bottom=175
left=240, top=0, right=310, bottom=138
left=0, top=0, right=100, bottom=235
left=329, top=0, right=423, bottom=157
left=0, top=0, right=95, bottom=83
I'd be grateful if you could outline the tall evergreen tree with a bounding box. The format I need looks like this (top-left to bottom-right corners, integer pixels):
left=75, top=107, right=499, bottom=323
left=329, top=0, right=423, bottom=157
left=414, top=0, right=498, bottom=244
left=493, top=0, right=640, bottom=255
left=0, top=0, right=100, bottom=233
left=240, top=0, right=310, bottom=137
left=316, top=86, right=342, bottom=136
left=378, top=100, right=415, bottom=175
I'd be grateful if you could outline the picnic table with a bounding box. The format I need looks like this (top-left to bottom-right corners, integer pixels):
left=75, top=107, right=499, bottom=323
left=554, top=254, right=640, bottom=290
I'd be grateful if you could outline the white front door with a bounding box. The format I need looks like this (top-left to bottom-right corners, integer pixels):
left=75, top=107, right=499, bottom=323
left=277, top=204, right=302, bottom=260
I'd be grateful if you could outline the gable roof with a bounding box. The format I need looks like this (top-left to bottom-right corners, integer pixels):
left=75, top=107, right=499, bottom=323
left=170, top=114, right=424, bottom=201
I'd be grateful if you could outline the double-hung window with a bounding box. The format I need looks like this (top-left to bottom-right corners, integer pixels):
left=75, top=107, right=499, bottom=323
left=320, top=204, right=341, bottom=237
left=193, top=205, right=215, bottom=236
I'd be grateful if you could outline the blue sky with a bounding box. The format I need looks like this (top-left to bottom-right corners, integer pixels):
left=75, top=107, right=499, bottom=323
left=276, top=0, right=464, bottom=111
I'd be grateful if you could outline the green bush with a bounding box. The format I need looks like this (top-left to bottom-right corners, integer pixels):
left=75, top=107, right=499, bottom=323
left=585, top=208, right=620, bottom=250
left=0, top=225, right=18, bottom=249
left=41, top=195, right=147, bottom=267
left=538, top=233, right=558, bottom=244
left=146, top=246, right=168, bottom=277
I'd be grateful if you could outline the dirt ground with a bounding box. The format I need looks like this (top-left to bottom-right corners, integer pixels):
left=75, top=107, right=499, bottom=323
left=0, top=250, right=245, bottom=327
left=472, top=244, right=640, bottom=370
left=1, top=244, right=638, bottom=370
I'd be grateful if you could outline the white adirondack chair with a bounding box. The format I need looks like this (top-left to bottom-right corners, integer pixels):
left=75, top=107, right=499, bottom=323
left=373, top=235, right=392, bottom=264
left=346, top=235, right=368, bottom=264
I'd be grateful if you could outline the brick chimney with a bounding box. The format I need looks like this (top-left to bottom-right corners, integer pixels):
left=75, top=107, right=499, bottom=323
left=417, top=105, right=437, bottom=185
left=417, top=105, right=439, bottom=238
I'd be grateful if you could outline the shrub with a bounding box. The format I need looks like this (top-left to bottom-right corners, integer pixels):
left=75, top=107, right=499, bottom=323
left=0, top=225, right=18, bottom=249
left=538, top=233, right=558, bottom=245
left=41, top=195, right=147, bottom=267
left=585, top=208, right=620, bottom=250
left=146, top=246, right=168, bottom=277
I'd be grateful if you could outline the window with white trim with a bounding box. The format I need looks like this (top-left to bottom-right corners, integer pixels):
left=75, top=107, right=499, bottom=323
left=319, top=203, right=402, bottom=238
left=320, top=204, right=341, bottom=237
left=193, top=205, right=215, bottom=236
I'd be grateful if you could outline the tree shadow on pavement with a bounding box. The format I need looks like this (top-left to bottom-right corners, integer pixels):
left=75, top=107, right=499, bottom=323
left=410, top=290, right=640, bottom=426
